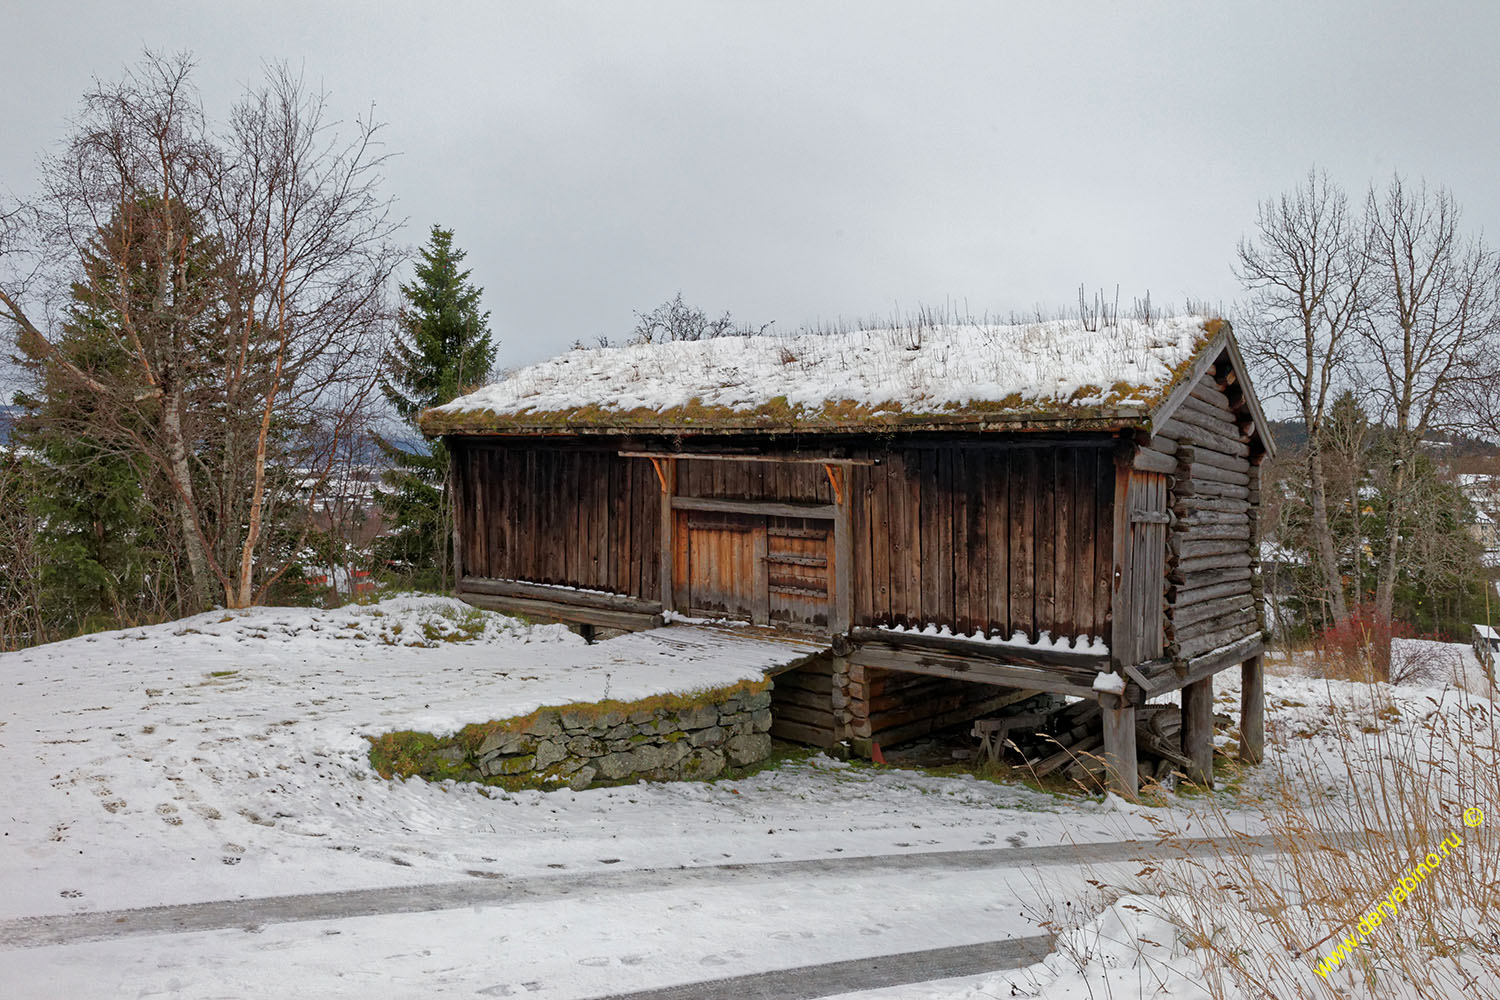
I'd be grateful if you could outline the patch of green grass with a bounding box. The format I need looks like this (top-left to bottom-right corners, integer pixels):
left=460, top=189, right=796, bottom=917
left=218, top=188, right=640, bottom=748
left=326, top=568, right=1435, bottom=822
left=711, top=740, right=821, bottom=782
left=207, top=670, right=239, bottom=680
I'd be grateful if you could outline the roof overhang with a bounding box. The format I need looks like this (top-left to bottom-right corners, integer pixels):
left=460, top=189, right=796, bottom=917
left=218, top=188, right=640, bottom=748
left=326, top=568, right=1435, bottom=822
left=1145, top=322, right=1276, bottom=460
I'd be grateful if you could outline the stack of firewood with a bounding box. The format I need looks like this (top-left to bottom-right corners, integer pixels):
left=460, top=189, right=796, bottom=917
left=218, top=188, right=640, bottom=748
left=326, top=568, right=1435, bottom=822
left=973, top=699, right=1228, bottom=787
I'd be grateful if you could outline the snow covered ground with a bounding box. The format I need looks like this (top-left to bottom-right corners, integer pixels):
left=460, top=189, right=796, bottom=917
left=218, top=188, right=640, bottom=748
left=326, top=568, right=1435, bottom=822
left=2, top=596, right=1164, bottom=997
left=2, top=598, right=1493, bottom=998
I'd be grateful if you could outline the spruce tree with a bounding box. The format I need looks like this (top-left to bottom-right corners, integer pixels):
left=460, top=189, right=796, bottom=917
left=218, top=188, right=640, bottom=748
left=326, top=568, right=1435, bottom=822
left=13, top=241, right=172, bottom=633
left=374, top=226, right=495, bottom=585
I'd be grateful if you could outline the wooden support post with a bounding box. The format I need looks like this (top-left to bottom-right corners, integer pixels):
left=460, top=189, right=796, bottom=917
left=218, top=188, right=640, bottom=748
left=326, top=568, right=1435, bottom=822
left=829, top=654, right=852, bottom=741
left=1100, top=693, right=1139, bottom=799
left=1239, top=654, right=1264, bottom=764
left=847, top=661, right=871, bottom=741
left=1181, top=675, right=1214, bottom=786
left=658, top=457, right=675, bottom=613
left=833, top=492, right=853, bottom=634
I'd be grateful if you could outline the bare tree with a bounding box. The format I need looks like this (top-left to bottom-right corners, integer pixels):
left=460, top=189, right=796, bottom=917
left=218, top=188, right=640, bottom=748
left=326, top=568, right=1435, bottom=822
left=212, top=64, right=399, bottom=607
left=0, top=51, right=398, bottom=611
left=1359, top=174, right=1500, bottom=622
left=1235, top=169, right=1365, bottom=625
left=630, top=292, right=740, bottom=344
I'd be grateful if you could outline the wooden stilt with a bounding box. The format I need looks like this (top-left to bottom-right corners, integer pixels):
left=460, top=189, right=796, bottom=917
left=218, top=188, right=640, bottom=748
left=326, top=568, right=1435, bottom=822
left=1239, top=654, right=1264, bottom=763
left=1100, top=694, right=1139, bottom=799
left=1181, top=675, right=1214, bottom=786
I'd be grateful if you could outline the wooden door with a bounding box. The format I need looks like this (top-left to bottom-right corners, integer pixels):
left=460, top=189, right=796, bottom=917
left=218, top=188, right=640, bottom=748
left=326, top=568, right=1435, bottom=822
left=766, top=516, right=834, bottom=628
left=671, top=509, right=835, bottom=628
left=1122, top=471, right=1169, bottom=665
left=674, top=511, right=764, bottom=620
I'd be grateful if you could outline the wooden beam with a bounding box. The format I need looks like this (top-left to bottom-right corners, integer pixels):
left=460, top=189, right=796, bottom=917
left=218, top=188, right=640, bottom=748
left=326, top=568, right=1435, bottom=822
left=671, top=496, right=839, bottom=520
left=1181, top=675, right=1214, bottom=786
left=1145, top=633, right=1264, bottom=696
left=620, top=450, right=880, bottom=466
left=660, top=457, right=676, bottom=612
left=459, top=576, right=661, bottom=614
left=460, top=591, right=664, bottom=632
left=833, top=485, right=853, bottom=633
left=846, top=627, right=1109, bottom=671
left=849, top=644, right=1101, bottom=699
left=1239, top=653, right=1265, bottom=764
left=1133, top=447, right=1179, bottom=475
left=1100, top=695, right=1139, bottom=798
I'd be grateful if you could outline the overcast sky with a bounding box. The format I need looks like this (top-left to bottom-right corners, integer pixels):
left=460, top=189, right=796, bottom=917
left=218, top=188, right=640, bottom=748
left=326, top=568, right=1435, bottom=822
left=5, top=1, right=1500, bottom=370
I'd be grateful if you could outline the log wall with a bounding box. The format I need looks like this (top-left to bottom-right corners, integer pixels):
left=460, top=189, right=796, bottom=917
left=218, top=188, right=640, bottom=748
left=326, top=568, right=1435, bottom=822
left=1157, top=369, right=1264, bottom=666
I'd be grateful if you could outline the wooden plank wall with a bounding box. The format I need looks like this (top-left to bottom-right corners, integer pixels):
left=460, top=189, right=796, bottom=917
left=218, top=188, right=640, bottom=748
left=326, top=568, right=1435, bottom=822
left=453, top=438, right=1118, bottom=645
left=454, top=443, right=661, bottom=601
left=1158, top=370, right=1260, bottom=664
left=1118, top=471, right=1169, bottom=668
left=849, top=443, right=1114, bottom=644
left=676, top=460, right=829, bottom=503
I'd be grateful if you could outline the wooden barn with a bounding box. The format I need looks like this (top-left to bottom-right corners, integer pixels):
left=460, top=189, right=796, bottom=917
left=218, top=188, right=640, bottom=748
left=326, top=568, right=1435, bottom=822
left=418, top=316, right=1274, bottom=795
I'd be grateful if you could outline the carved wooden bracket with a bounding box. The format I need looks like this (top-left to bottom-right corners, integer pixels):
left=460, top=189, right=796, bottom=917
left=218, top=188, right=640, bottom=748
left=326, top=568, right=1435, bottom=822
left=648, top=456, right=672, bottom=493
left=822, top=463, right=846, bottom=505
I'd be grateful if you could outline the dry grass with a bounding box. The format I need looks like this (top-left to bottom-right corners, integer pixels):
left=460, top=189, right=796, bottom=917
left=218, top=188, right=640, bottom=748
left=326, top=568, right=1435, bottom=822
left=1136, top=676, right=1500, bottom=997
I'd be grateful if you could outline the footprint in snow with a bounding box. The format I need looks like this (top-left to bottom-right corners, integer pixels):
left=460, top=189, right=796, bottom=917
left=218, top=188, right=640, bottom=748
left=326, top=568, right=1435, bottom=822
left=700, top=951, right=743, bottom=966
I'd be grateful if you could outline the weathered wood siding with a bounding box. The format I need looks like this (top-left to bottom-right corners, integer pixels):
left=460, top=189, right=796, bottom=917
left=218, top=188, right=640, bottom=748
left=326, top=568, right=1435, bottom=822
left=453, top=438, right=1119, bottom=645
left=848, top=443, right=1115, bottom=643
left=453, top=441, right=661, bottom=601
left=677, top=460, right=830, bottom=503
left=1117, top=470, right=1169, bottom=667
left=1157, top=370, right=1262, bottom=665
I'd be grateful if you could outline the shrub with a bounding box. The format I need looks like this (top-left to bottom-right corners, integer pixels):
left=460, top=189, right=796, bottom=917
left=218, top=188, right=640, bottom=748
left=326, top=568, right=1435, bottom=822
left=1316, top=604, right=1419, bottom=683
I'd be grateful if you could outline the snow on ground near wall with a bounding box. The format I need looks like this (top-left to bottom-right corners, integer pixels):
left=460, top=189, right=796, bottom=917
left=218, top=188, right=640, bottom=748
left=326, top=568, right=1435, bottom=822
left=0, top=596, right=1161, bottom=923
left=8, top=596, right=1493, bottom=999
left=836, top=641, right=1500, bottom=1000
left=432, top=316, right=1209, bottom=419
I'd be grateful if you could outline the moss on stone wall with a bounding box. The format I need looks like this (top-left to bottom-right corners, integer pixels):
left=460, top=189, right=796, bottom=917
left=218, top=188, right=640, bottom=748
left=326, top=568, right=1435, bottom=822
left=367, top=677, right=774, bottom=792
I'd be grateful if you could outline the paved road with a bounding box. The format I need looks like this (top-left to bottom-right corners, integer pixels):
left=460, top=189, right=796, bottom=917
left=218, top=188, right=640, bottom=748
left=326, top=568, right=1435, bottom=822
left=0, top=832, right=1281, bottom=951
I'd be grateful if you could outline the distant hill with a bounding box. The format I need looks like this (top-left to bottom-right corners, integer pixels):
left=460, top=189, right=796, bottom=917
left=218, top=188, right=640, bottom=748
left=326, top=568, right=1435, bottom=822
left=1268, top=420, right=1307, bottom=452
left=1265, top=418, right=1500, bottom=460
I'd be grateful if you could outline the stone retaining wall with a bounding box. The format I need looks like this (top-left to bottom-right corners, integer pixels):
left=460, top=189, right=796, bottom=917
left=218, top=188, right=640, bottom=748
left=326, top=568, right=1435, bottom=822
left=369, top=680, right=774, bottom=791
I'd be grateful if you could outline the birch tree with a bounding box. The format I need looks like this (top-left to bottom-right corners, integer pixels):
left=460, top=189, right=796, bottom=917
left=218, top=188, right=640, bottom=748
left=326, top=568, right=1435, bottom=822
left=0, top=52, right=399, bottom=610
left=1359, top=175, right=1500, bottom=624
left=1234, top=170, right=1364, bottom=626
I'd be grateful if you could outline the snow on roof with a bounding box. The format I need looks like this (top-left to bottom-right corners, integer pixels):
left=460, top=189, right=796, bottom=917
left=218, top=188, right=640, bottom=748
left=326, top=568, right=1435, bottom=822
left=421, top=315, right=1220, bottom=436
left=1475, top=624, right=1500, bottom=641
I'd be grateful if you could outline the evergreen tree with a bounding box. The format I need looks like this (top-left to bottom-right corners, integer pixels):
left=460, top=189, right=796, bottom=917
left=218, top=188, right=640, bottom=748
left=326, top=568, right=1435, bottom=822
left=13, top=240, right=176, bottom=633
left=374, top=226, right=495, bottom=584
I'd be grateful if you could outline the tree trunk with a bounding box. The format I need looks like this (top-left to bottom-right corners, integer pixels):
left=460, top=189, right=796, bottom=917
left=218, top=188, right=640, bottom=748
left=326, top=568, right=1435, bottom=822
left=1375, top=455, right=1408, bottom=624
left=162, top=393, right=213, bottom=609
left=1305, top=435, right=1349, bottom=624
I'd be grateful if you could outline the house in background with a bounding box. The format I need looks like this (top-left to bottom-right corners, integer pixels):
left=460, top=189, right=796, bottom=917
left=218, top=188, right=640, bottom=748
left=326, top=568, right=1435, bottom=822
left=1474, top=623, right=1500, bottom=670
left=419, top=316, right=1274, bottom=796
left=1459, top=474, right=1500, bottom=568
